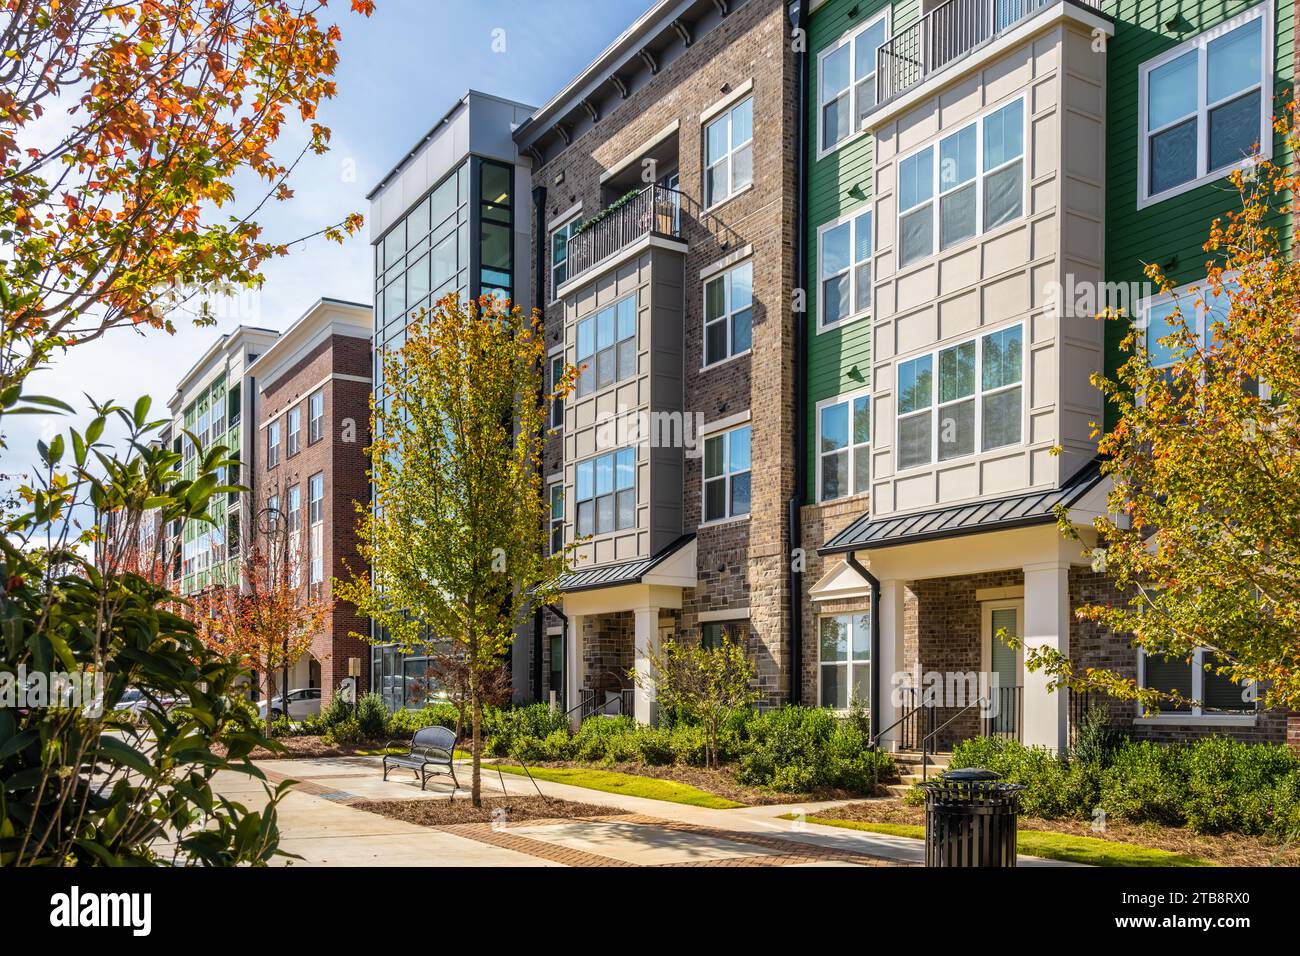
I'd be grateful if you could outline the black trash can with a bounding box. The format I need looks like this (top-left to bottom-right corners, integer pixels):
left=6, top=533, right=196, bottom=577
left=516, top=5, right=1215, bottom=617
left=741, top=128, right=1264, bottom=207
left=920, top=768, right=1024, bottom=867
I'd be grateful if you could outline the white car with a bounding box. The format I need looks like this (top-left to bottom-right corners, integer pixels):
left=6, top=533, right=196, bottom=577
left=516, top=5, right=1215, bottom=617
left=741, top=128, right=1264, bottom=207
left=257, top=687, right=322, bottom=722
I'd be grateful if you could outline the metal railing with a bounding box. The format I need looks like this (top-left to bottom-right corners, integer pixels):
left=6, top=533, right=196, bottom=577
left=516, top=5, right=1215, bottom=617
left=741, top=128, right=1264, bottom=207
left=1068, top=688, right=1093, bottom=748
left=876, top=0, right=1101, bottom=105
left=562, top=184, right=683, bottom=290
left=982, top=684, right=1023, bottom=741
left=568, top=687, right=635, bottom=722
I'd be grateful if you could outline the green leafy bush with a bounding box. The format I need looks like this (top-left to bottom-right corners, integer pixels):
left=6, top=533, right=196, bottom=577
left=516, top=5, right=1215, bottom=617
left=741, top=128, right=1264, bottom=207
left=736, top=706, right=895, bottom=793
left=356, top=691, right=389, bottom=739
left=385, top=703, right=459, bottom=738
left=1070, top=706, right=1125, bottom=767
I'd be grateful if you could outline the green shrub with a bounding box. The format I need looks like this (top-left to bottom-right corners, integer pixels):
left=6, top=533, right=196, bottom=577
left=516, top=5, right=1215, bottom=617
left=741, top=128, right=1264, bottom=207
left=356, top=692, right=388, bottom=739
left=1070, top=706, right=1125, bottom=767
left=669, top=723, right=710, bottom=767
left=572, top=715, right=637, bottom=762
left=484, top=702, right=570, bottom=755
left=318, top=692, right=354, bottom=731
left=736, top=706, right=894, bottom=794
left=325, top=717, right=363, bottom=746
left=633, top=726, right=675, bottom=765
left=386, top=703, right=459, bottom=738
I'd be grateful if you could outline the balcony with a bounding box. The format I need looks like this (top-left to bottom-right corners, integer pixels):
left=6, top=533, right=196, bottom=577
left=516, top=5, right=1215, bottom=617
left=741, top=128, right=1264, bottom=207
left=560, top=184, right=683, bottom=296
left=875, top=0, right=1102, bottom=106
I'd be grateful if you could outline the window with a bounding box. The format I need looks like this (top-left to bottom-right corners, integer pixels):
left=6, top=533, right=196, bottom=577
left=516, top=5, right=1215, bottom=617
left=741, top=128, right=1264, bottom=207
left=266, top=421, right=281, bottom=469
left=701, top=620, right=744, bottom=650
left=550, top=216, right=582, bottom=299
left=896, top=323, right=1023, bottom=470
left=308, top=472, right=324, bottom=585
left=549, top=482, right=564, bottom=554
left=817, top=390, right=870, bottom=502
left=897, top=98, right=1024, bottom=268
left=704, top=96, right=753, bottom=207
left=818, top=209, right=872, bottom=330
left=549, top=353, right=565, bottom=429
left=703, top=424, right=751, bottom=523
left=308, top=389, right=324, bottom=444
left=575, top=448, right=635, bottom=536
left=1139, top=647, right=1255, bottom=716
left=703, top=260, right=753, bottom=366
left=819, top=613, right=870, bottom=710
left=286, top=484, right=302, bottom=586
left=549, top=633, right=564, bottom=703
left=1139, top=4, right=1271, bottom=207
left=817, top=11, right=889, bottom=154
left=228, top=382, right=242, bottom=427
left=575, top=295, right=636, bottom=397
left=286, top=407, right=301, bottom=457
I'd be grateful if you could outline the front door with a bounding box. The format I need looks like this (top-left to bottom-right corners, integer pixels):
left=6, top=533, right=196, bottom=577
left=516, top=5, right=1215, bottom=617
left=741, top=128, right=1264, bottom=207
left=985, top=602, right=1022, bottom=736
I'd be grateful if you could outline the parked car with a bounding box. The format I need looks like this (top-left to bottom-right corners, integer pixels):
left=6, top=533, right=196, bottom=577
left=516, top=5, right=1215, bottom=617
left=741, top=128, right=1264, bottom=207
left=112, top=688, right=185, bottom=724
left=257, top=687, right=322, bottom=722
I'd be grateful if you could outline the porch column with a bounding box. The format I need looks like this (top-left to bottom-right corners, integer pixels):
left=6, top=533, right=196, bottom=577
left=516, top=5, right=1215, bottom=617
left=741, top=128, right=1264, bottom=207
left=1022, top=562, right=1070, bottom=752
left=565, top=613, right=584, bottom=732
left=632, top=605, right=661, bottom=724
left=876, top=578, right=907, bottom=750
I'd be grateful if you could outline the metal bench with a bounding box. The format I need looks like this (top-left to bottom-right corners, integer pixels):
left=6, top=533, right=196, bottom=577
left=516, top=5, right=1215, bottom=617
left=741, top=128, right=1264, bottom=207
left=382, top=725, right=459, bottom=791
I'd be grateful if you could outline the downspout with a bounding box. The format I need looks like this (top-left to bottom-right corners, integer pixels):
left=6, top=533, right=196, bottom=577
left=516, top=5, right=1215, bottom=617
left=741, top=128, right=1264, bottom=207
left=844, top=551, right=881, bottom=742
left=787, top=0, right=810, bottom=706
left=532, top=183, right=548, bottom=703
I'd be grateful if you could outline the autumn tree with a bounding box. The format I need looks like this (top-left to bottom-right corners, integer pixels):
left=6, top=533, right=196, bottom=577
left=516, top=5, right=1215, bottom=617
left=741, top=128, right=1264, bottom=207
left=1040, top=99, right=1300, bottom=714
left=193, top=521, right=331, bottom=737
left=637, top=635, right=758, bottom=769
left=336, top=294, right=573, bottom=806
left=0, top=0, right=372, bottom=399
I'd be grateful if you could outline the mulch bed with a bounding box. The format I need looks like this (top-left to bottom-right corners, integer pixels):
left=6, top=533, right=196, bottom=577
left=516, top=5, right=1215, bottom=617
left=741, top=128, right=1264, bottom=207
left=235, top=735, right=391, bottom=760
left=357, top=795, right=623, bottom=827
left=816, top=799, right=1300, bottom=867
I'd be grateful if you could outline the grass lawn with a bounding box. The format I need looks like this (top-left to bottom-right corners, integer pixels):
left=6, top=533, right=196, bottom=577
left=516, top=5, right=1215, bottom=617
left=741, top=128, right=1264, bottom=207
left=779, top=814, right=1214, bottom=867
left=485, top=763, right=746, bottom=809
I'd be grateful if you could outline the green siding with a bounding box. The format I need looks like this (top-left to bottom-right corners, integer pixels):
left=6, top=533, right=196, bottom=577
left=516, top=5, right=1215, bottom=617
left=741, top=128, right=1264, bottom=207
left=1101, top=0, right=1294, bottom=425
left=804, top=0, right=917, bottom=503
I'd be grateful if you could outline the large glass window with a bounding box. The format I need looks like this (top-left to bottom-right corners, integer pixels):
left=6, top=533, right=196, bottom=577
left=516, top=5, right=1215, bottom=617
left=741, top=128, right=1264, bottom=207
left=550, top=216, right=583, bottom=299
left=286, top=484, right=302, bottom=587
left=704, top=96, right=753, bottom=207
left=1140, top=648, right=1255, bottom=715
left=897, top=97, right=1024, bottom=268
left=896, top=324, right=1023, bottom=470
left=818, top=12, right=889, bottom=153
left=818, top=391, right=870, bottom=502
left=818, top=209, right=872, bottom=329
left=703, top=424, right=751, bottom=523
left=703, top=260, right=753, bottom=366
left=1141, top=5, right=1270, bottom=205
left=308, top=472, right=324, bottom=585
left=819, top=613, right=870, bottom=711
left=575, top=448, right=635, bottom=536
left=478, top=158, right=513, bottom=302
left=575, top=295, right=636, bottom=397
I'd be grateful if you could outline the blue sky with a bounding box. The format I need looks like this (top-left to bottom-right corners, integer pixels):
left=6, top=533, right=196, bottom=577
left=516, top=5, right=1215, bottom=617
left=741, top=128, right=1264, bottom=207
left=6, top=0, right=650, bottom=481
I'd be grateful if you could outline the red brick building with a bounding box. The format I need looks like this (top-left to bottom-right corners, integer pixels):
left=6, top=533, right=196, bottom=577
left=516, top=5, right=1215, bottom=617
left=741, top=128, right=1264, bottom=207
left=246, top=298, right=373, bottom=704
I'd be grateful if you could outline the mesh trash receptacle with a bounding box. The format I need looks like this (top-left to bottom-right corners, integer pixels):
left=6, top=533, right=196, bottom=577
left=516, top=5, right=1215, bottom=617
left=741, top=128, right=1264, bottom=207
left=920, top=768, right=1024, bottom=867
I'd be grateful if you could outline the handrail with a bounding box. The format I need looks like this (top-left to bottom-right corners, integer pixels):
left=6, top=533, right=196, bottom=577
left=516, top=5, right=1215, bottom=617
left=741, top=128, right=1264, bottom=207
left=868, top=694, right=925, bottom=751
left=919, top=695, right=990, bottom=781
left=562, top=184, right=684, bottom=293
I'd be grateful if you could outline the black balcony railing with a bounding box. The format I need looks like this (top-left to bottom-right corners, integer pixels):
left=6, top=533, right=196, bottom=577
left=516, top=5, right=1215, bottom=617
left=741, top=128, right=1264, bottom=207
left=561, top=184, right=683, bottom=292
left=875, top=0, right=1102, bottom=106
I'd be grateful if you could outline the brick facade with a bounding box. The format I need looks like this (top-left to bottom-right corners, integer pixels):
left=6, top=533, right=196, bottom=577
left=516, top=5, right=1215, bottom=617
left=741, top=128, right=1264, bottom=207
left=256, top=327, right=372, bottom=704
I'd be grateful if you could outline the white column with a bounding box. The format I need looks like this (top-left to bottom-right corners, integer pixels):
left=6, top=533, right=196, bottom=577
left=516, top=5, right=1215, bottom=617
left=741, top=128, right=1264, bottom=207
left=633, top=606, right=661, bottom=725
left=565, top=613, right=583, bottom=732
left=876, top=578, right=907, bottom=751
left=1022, top=562, right=1071, bottom=752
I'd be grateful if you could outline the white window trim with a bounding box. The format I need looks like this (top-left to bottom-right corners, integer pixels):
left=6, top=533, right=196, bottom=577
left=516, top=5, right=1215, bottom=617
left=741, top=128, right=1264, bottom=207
left=548, top=480, right=565, bottom=555
left=549, top=212, right=583, bottom=304
left=308, top=472, right=324, bottom=585
left=1136, top=646, right=1259, bottom=721
left=1136, top=3, right=1273, bottom=210
left=979, top=599, right=1024, bottom=683
left=703, top=96, right=754, bottom=210
left=574, top=292, right=637, bottom=399
left=894, top=320, right=1026, bottom=474
left=894, top=95, right=1028, bottom=273
left=816, top=612, right=871, bottom=713
left=701, top=424, right=752, bottom=525
left=815, top=386, right=871, bottom=503
left=816, top=206, right=872, bottom=334
left=547, top=346, right=566, bottom=430
left=815, top=8, right=891, bottom=161
left=702, top=258, right=754, bottom=369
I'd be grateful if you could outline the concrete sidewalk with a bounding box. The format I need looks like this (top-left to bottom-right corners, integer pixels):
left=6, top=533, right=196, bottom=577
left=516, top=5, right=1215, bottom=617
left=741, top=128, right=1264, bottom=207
left=217, top=756, right=1077, bottom=867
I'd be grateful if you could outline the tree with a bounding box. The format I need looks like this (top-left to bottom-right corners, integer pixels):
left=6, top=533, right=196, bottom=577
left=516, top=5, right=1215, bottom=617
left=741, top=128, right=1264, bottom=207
left=637, top=635, right=758, bottom=769
left=414, top=649, right=512, bottom=743
left=192, top=521, right=331, bottom=737
left=1041, top=99, right=1300, bottom=713
left=336, top=294, right=574, bottom=806
left=0, top=395, right=291, bottom=865
left=0, top=0, right=372, bottom=397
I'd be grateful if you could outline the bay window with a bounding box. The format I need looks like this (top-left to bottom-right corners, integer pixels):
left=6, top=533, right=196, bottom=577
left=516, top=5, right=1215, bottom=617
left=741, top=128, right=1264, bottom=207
left=575, top=448, right=635, bottom=536
left=896, top=323, right=1023, bottom=470
left=1139, top=4, right=1271, bottom=206
left=817, top=390, right=870, bottom=502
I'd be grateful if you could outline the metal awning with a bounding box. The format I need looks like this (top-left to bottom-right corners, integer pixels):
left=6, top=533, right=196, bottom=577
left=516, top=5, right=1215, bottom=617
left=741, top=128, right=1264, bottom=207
left=821, top=457, right=1106, bottom=555
left=551, top=534, right=695, bottom=593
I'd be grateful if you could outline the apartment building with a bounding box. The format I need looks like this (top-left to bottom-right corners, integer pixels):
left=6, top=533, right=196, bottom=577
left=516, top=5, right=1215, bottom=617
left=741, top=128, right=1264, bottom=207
left=246, top=299, right=373, bottom=702
left=166, top=325, right=279, bottom=596
left=514, top=0, right=801, bottom=720
left=366, top=90, right=537, bottom=708
left=799, top=0, right=1294, bottom=750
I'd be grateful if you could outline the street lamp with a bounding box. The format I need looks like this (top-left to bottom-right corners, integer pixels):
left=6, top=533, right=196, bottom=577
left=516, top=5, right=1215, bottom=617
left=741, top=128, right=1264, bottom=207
left=255, top=503, right=290, bottom=717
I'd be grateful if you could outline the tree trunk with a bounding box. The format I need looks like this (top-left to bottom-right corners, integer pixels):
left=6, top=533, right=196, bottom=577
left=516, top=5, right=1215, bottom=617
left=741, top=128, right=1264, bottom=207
left=264, top=667, right=275, bottom=739
left=470, top=689, right=482, bottom=808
